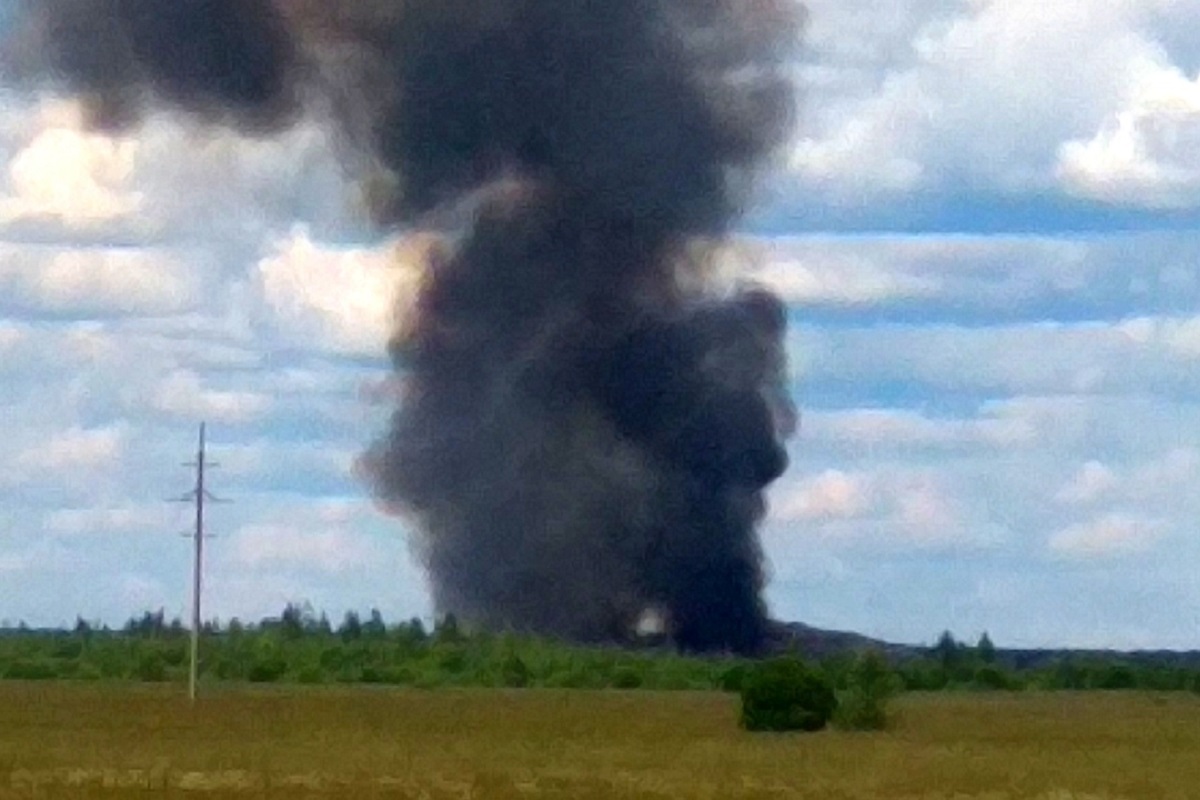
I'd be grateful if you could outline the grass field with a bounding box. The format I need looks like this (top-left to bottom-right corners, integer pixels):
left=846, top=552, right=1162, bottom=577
left=0, top=683, right=1197, bottom=798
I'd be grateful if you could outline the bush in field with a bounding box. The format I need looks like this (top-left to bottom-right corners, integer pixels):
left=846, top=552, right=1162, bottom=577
left=973, top=665, right=1018, bottom=691
left=247, top=655, right=288, bottom=683
left=834, top=650, right=900, bottom=731
left=3, top=659, right=59, bottom=681
left=612, top=666, right=644, bottom=689
left=135, top=652, right=168, bottom=682
left=501, top=654, right=531, bottom=688
left=740, top=657, right=837, bottom=732
left=1095, top=664, right=1137, bottom=690
left=296, top=666, right=325, bottom=684
left=717, top=664, right=748, bottom=692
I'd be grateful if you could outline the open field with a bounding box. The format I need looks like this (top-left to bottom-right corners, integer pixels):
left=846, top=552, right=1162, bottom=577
left=0, top=683, right=1197, bottom=799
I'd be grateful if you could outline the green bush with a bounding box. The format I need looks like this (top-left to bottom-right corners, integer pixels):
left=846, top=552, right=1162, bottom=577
left=247, top=656, right=288, bottom=683
left=3, top=659, right=59, bottom=681
left=436, top=645, right=469, bottom=674
left=834, top=651, right=899, bottom=731
left=160, top=643, right=187, bottom=667
left=135, top=653, right=168, bottom=682
left=296, top=666, right=325, bottom=684
left=973, top=665, right=1018, bottom=691
left=740, top=657, right=837, bottom=732
left=501, top=654, right=531, bottom=688
left=74, top=663, right=103, bottom=681
left=612, top=666, right=644, bottom=689
left=545, top=667, right=596, bottom=689
left=717, top=664, right=748, bottom=692
left=52, top=639, right=84, bottom=660
left=1095, top=665, right=1137, bottom=690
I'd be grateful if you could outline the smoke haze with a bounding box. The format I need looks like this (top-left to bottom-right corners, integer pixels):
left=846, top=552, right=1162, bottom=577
left=7, top=0, right=801, bottom=653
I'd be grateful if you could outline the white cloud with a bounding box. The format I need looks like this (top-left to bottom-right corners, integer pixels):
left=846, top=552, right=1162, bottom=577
left=0, top=320, right=23, bottom=352
left=0, top=100, right=139, bottom=226
left=770, top=466, right=969, bottom=548
left=758, top=234, right=1100, bottom=309
left=256, top=228, right=425, bottom=356
left=800, top=407, right=1035, bottom=451
left=15, top=425, right=125, bottom=472
left=790, top=0, right=1200, bottom=204
left=752, top=249, right=941, bottom=305
left=1058, top=62, right=1200, bottom=208
left=126, top=115, right=355, bottom=241
left=1056, top=448, right=1199, bottom=509
left=798, top=314, right=1200, bottom=400
left=213, top=438, right=360, bottom=489
left=1117, top=315, right=1200, bottom=358
left=231, top=522, right=376, bottom=573
left=1055, top=460, right=1118, bottom=505
left=772, top=469, right=871, bottom=521
left=1049, top=512, right=1165, bottom=557
left=152, top=370, right=271, bottom=424
left=44, top=505, right=173, bottom=536
left=1127, top=447, right=1200, bottom=499
left=0, top=96, right=356, bottom=243
left=0, top=244, right=198, bottom=315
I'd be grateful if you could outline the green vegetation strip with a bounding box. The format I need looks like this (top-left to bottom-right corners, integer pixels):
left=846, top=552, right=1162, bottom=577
left=3, top=612, right=1200, bottom=693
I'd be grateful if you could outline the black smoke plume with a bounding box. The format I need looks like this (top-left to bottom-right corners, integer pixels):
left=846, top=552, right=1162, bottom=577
left=8, top=0, right=801, bottom=654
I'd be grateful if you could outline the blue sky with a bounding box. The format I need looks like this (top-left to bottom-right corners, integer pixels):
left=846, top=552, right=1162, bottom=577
left=2, top=0, right=1200, bottom=649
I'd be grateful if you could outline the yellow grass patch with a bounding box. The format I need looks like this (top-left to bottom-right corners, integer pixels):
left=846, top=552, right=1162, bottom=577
left=0, top=684, right=1196, bottom=798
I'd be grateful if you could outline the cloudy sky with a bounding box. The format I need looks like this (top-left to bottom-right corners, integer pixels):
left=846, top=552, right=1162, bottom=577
left=2, top=0, right=1200, bottom=649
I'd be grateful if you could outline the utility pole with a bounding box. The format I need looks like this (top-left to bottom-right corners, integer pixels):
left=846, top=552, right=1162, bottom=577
left=173, top=422, right=225, bottom=702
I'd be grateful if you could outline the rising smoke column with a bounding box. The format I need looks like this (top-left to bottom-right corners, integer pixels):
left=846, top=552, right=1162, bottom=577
left=9, top=0, right=801, bottom=654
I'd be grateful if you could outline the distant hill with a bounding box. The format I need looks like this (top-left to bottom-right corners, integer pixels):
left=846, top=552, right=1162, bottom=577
left=768, top=621, right=922, bottom=661
left=770, top=620, right=1200, bottom=669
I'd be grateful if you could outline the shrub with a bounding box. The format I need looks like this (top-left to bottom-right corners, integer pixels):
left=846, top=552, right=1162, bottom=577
left=74, top=663, right=103, bottom=681
left=973, top=665, right=1017, bottom=691
left=612, top=666, right=644, bottom=689
left=296, top=666, right=325, bottom=684
left=501, top=654, right=531, bottom=688
left=247, top=656, right=288, bottom=683
left=160, top=643, right=187, bottom=667
left=52, top=639, right=84, bottom=660
left=740, top=657, right=837, bottom=732
left=3, top=659, right=59, bottom=681
left=717, top=664, right=748, bottom=693
left=1095, top=664, right=1137, bottom=691
left=545, top=667, right=595, bottom=689
left=436, top=645, right=469, bottom=674
left=135, top=653, right=168, bottom=683
left=834, top=650, right=899, bottom=731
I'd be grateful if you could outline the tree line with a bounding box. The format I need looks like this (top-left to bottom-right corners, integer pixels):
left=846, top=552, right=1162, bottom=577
left=1, top=609, right=1198, bottom=694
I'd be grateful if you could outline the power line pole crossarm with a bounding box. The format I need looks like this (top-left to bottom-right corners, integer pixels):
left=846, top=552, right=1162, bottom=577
left=171, top=422, right=230, bottom=702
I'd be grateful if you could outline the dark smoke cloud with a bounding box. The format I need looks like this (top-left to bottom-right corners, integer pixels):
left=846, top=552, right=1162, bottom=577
left=7, top=0, right=802, bottom=653
left=7, top=0, right=300, bottom=131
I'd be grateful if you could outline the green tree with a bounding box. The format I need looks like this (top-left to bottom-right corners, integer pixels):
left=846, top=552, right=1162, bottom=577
left=934, top=630, right=962, bottom=671
left=436, top=613, right=462, bottom=643
left=279, top=603, right=306, bottom=640
left=339, top=611, right=363, bottom=642
left=364, top=609, right=387, bottom=640
left=740, top=657, right=837, bottom=732
left=834, top=650, right=900, bottom=731
left=977, top=632, right=997, bottom=664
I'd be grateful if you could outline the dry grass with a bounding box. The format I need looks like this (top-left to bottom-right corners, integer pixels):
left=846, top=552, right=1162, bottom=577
left=0, top=683, right=1197, bottom=798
